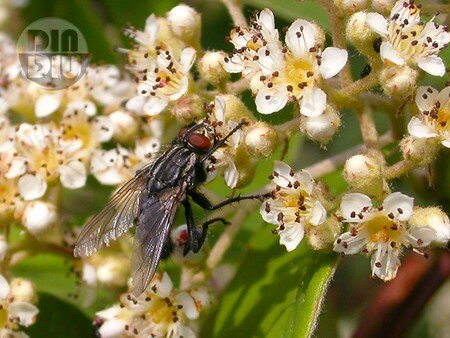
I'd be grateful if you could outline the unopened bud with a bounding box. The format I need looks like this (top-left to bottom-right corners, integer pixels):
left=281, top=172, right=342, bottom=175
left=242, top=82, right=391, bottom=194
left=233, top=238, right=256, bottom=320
left=372, top=0, right=396, bottom=13
left=244, top=122, right=278, bottom=158
left=300, top=106, right=341, bottom=145
left=334, top=0, right=369, bottom=13
left=96, top=256, right=130, bottom=287
left=22, top=201, right=57, bottom=235
left=218, top=95, right=254, bottom=121
left=409, top=207, right=450, bottom=247
left=346, top=12, right=378, bottom=57
left=379, top=65, right=419, bottom=100
left=173, top=94, right=205, bottom=123
left=343, top=154, right=384, bottom=197
left=9, top=278, right=37, bottom=304
left=166, top=4, right=201, bottom=47
left=233, top=147, right=257, bottom=188
left=310, top=22, right=326, bottom=48
left=400, top=136, right=439, bottom=167
left=307, top=215, right=342, bottom=251
left=198, top=51, right=230, bottom=86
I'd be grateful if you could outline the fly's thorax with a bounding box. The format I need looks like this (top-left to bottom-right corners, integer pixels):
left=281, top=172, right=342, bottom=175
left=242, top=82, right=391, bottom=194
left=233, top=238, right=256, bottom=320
left=146, top=144, right=198, bottom=193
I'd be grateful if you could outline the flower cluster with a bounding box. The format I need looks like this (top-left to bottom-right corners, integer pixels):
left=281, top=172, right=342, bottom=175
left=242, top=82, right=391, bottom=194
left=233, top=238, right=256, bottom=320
left=95, top=273, right=211, bottom=338
left=223, top=9, right=348, bottom=116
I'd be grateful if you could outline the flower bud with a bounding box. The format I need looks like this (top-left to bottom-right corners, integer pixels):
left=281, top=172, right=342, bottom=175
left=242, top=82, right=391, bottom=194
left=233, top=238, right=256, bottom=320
left=233, top=147, right=257, bottom=188
left=244, top=122, right=278, bottom=158
left=172, top=94, right=205, bottom=123
left=109, top=110, right=139, bottom=143
left=372, top=0, right=396, bottom=13
left=379, top=65, right=419, bottom=100
left=310, top=22, right=326, bottom=48
left=334, top=0, right=369, bottom=13
left=300, top=106, right=341, bottom=145
left=346, top=12, right=378, bottom=57
left=9, top=278, right=37, bottom=304
left=22, top=201, right=57, bottom=235
left=343, top=154, right=384, bottom=197
left=198, top=51, right=230, bottom=86
left=166, top=4, right=201, bottom=47
left=0, top=235, right=7, bottom=261
left=219, top=95, right=254, bottom=121
left=96, top=256, right=130, bottom=287
left=400, top=136, right=439, bottom=167
left=306, top=215, right=342, bottom=251
left=409, top=207, right=450, bottom=247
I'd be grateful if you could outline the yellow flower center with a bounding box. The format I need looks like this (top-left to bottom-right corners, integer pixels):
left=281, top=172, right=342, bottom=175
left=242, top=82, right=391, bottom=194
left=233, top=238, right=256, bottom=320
left=364, top=211, right=402, bottom=243
left=282, top=53, right=315, bottom=98
left=435, top=107, right=450, bottom=133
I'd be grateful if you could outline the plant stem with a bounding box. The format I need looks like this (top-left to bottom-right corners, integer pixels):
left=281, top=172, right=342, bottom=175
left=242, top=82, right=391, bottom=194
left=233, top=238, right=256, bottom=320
left=421, top=4, right=450, bottom=14
left=221, top=0, right=248, bottom=28
left=226, top=78, right=249, bottom=94
left=384, top=159, right=415, bottom=180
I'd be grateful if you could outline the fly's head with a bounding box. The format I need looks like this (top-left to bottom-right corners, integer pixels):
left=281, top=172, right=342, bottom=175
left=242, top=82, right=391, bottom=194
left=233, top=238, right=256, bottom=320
left=177, top=123, right=214, bottom=155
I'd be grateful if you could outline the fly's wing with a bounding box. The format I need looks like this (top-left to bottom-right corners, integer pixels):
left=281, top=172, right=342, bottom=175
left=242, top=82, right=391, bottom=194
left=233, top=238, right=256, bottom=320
left=131, top=183, right=187, bottom=296
left=73, top=163, right=154, bottom=258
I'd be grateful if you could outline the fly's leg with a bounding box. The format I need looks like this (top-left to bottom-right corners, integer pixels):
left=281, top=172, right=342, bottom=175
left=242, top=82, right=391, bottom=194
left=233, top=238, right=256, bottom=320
left=189, top=190, right=271, bottom=211
left=182, top=217, right=230, bottom=256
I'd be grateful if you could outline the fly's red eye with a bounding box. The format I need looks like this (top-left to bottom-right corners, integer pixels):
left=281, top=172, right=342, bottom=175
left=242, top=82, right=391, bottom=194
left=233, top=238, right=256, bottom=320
left=178, top=127, right=190, bottom=137
left=188, top=133, right=212, bottom=151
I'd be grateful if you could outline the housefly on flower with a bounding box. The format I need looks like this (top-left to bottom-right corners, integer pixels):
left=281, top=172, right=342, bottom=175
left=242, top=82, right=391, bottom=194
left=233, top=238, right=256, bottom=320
left=74, top=120, right=268, bottom=296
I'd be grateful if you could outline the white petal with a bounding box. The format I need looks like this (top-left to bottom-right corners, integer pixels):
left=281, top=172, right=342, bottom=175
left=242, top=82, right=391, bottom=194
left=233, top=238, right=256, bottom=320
left=437, top=86, right=450, bottom=106
left=319, top=47, right=348, bottom=79
left=59, top=161, right=87, bottom=189
left=407, top=117, right=436, bottom=139
left=333, top=232, right=367, bottom=255
left=309, top=201, right=327, bottom=225
left=180, top=47, right=196, bottom=73
left=365, top=13, right=389, bottom=36
left=279, top=224, right=304, bottom=251
left=341, top=193, right=372, bottom=222
left=213, top=96, right=226, bottom=122
left=144, top=14, right=159, bottom=45
left=98, top=319, right=127, bottom=338
left=272, top=160, right=295, bottom=187
left=257, top=9, right=278, bottom=41
left=142, top=96, right=169, bottom=116
left=125, top=95, right=145, bottom=113
left=222, top=54, right=245, bottom=73
left=285, top=19, right=315, bottom=57
left=22, top=201, right=56, bottom=235
left=296, top=170, right=315, bottom=195
left=6, top=158, right=26, bottom=178
left=371, top=245, right=400, bottom=281
left=382, top=192, right=414, bottom=221
left=417, top=56, right=446, bottom=77
left=380, top=42, right=405, bottom=66
left=93, top=116, right=114, bottom=143
left=93, top=167, right=126, bottom=186
left=255, top=88, right=288, bottom=114
left=257, top=44, right=284, bottom=76
left=408, top=226, right=436, bottom=248
left=0, top=274, right=10, bottom=300
left=223, top=161, right=238, bottom=189
left=35, top=93, right=61, bottom=117
left=170, top=75, right=189, bottom=100
left=9, top=302, right=39, bottom=327
left=442, top=139, right=450, bottom=148
left=18, top=174, right=47, bottom=200
left=82, top=263, right=97, bottom=286
left=300, top=87, right=327, bottom=117
left=175, top=292, right=199, bottom=320
left=415, top=86, right=439, bottom=112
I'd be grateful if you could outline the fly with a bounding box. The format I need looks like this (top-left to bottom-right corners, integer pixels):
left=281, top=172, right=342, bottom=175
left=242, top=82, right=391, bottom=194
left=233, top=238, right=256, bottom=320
left=74, top=120, right=268, bottom=296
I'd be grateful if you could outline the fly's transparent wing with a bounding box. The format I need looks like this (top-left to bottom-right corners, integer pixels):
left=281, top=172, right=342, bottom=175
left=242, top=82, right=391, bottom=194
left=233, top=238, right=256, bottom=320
left=131, top=184, right=187, bottom=296
left=73, top=163, right=154, bottom=257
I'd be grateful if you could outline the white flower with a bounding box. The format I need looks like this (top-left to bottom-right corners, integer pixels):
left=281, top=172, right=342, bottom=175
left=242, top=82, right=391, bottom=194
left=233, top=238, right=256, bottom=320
left=408, top=86, right=450, bottom=148
left=260, top=161, right=327, bottom=251
left=90, top=146, right=133, bottom=185
left=0, top=275, right=38, bottom=335
left=95, top=272, right=210, bottom=338
left=366, top=0, right=450, bottom=76
left=334, top=192, right=438, bottom=281
left=223, top=9, right=348, bottom=115
left=123, top=14, right=196, bottom=116
left=10, top=123, right=87, bottom=197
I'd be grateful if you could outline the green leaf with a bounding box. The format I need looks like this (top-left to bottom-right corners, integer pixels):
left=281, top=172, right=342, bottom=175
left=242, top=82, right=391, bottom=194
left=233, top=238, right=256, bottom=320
left=243, top=0, right=330, bottom=30
left=25, top=293, right=92, bottom=338
left=201, top=218, right=338, bottom=338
